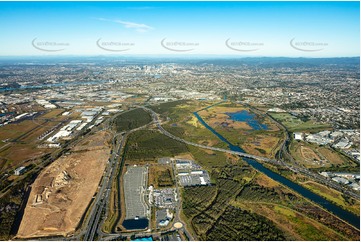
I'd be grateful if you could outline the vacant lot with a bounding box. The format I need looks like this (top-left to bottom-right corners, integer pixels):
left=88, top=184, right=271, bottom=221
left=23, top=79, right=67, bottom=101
left=17, top=131, right=111, bottom=238
left=317, top=146, right=353, bottom=166
left=289, top=141, right=325, bottom=168
left=148, top=165, right=174, bottom=188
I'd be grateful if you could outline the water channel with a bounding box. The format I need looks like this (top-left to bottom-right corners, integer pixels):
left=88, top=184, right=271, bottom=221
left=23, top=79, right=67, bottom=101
left=193, top=110, right=360, bottom=229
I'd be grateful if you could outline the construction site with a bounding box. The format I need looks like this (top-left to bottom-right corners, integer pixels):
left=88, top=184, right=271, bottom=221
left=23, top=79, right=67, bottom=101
left=16, top=131, right=112, bottom=239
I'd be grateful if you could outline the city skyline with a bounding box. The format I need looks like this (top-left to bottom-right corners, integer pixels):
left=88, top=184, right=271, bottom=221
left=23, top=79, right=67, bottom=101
left=0, top=1, right=359, bottom=57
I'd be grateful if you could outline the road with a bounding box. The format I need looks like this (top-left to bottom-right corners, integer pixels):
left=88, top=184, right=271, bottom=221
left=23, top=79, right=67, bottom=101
left=84, top=108, right=196, bottom=241
left=72, top=104, right=358, bottom=241
left=82, top=133, right=123, bottom=241
left=0, top=112, right=103, bottom=199
left=172, top=162, right=196, bottom=241
left=141, top=106, right=359, bottom=200
left=80, top=118, right=154, bottom=240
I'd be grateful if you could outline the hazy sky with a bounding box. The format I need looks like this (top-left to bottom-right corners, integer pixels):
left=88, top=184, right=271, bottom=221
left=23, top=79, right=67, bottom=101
left=0, top=1, right=359, bottom=57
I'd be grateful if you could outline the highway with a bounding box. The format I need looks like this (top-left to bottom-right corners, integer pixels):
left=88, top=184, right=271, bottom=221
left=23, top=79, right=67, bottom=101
left=86, top=109, right=197, bottom=241
left=72, top=105, right=358, bottom=241
left=141, top=106, right=359, bottom=200
left=82, top=132, right=125, bottom=241
left=141, top=107, right=278, bottom=163
left=81, top=116, right=154, bottom=241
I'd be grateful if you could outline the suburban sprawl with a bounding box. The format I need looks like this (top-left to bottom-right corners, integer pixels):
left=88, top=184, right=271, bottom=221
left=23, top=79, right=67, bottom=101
left=0, top=57, right=359, bottom=241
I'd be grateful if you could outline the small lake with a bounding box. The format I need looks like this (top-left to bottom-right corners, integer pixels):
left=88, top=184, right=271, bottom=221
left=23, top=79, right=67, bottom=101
left=193, top=110, right=360, bottom=229
left=123, top=218, right=149, bottom=230
left=225, top=110, right=268, bottom=130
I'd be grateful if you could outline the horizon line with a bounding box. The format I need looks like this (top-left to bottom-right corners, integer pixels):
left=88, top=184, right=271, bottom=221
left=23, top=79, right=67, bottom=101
left=0, top=55, right=359, bottom=59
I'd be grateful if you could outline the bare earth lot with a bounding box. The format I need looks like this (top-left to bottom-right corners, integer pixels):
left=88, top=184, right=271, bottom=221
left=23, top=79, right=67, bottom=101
left=16, top=131, right=111, bottom=238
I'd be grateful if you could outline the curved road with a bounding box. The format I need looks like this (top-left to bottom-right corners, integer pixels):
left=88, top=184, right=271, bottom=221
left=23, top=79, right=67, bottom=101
left=141, top=106, right=359, bottom=200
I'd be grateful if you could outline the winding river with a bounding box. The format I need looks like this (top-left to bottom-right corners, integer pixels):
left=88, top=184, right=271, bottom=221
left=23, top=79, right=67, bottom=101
left=193, top=111, right=360, bottom=229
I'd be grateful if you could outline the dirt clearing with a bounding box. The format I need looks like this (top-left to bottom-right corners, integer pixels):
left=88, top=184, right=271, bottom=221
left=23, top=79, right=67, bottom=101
left=17, top=131, right=111, bottom=238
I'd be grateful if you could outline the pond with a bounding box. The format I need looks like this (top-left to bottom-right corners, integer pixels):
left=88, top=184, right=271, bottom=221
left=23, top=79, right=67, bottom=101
left=194, top=110, right=360, bottom=229
left=225, top=110, right=268, bottom=130
left=122, top=218, right=149, bottom=230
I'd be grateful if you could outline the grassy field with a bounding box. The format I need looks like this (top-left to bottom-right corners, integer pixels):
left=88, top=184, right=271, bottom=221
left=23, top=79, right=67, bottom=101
left=150, top=100, right=228, bottom=150
left=113, top=108, right=152, bottom=132
left=196, top=103, right=284, bottom=159
left=300, top=180, right=360, bottom=215
left=235, top=173, right=358, bottom=240
left=289, top=140, right=358, bottom=170
left=268, top=112, right=331, bottom=132
left=39, top=109, right=65, bottom=119
left=0, top=109, right=70, bottom=172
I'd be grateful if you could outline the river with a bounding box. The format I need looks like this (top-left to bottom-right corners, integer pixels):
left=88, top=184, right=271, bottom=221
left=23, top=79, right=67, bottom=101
left=193, top=111, right=360, bottom=229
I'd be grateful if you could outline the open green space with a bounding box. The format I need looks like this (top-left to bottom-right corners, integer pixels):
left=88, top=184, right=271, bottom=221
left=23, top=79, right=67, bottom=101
left=268, top=112, right=330, bottom=132
left=235, top=174, right=359, bottom=240
left=289, top=139, right=357, bottom=169
left=181, top=162, right=358, bottom=241
left=113, top=108, right=152, bottom=132
left=196, top=103, right=284, bottom=158
left=125, top=129, right=188, bottom=161
left=182, top=165, right=291, bottom=240
left=150, top=100, right=228, bottom=149
left=148, top=165, right=174, bottom=188
left=206, top=205, right=286, bottom=241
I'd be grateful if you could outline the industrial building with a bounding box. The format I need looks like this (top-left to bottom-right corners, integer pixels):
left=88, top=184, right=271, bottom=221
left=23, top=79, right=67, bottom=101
left=175, top=159, right=192, bottom=169
left=14, top=166, right=26, bottom=176
left=174, top=159, right=211, bottom=187
left=153, top=188, right=177, bottom=209
left=158, top=157, right=172, bottom=165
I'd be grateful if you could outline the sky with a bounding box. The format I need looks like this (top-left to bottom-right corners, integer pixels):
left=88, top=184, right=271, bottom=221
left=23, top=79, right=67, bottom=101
left=0, top=1, right=359, bottom=57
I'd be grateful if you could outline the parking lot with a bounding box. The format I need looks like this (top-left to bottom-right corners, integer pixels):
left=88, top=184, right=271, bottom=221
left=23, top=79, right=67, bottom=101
left=178, top=172, right=211, bottom=186
left=123, top=166, right=148, bottom=219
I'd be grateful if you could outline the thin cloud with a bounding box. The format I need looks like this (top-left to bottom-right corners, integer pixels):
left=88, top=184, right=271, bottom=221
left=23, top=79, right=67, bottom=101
left=95, top=17, right=153, bottom=32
